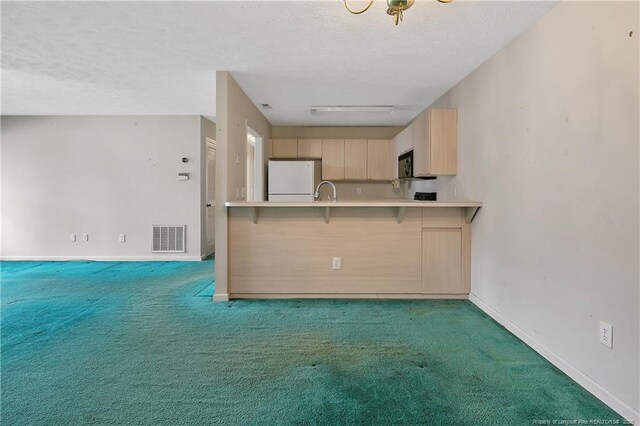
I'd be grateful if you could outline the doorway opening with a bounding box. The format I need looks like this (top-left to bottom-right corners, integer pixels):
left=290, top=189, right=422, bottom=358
left=246, top=124, right=264, bottom=201
left=205, top=138, right=216, bottom=257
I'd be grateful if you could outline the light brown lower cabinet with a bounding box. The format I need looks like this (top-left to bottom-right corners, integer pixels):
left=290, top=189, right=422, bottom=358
left=421, top=228, right=463, bottom=294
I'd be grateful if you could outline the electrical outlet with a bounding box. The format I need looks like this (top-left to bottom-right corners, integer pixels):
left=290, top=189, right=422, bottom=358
left=332, top=257, right=341, bottom=270
left=82, top=233, right=89, bottom=242
left=119, top=233, right=126, bottom=243
left=69, top=233, right=76, bottom=242
left=356, top=187, right=362, bottom=196
left=599, top=321, right=613, bottom=349
left=240, top=187, right=247, bottom=198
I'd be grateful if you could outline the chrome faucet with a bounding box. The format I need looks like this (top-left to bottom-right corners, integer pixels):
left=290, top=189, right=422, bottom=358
left=314, top=180, right=337, bottom=202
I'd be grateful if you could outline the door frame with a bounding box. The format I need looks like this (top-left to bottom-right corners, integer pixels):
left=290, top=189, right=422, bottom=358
left=205, top=137, right=216, bottom=257
left=246, top=121, right=265, bottom=202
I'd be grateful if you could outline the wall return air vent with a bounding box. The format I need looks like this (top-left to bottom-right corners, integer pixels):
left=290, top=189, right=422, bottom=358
left=152, top=225, right=186, bottom=253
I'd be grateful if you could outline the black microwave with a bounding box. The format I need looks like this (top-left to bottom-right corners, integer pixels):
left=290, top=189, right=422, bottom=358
left=398, top=150, right=436, bottom=180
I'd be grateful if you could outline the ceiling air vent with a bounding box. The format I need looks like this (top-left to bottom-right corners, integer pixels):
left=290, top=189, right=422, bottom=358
left=152, top=225, right=186, bottom=253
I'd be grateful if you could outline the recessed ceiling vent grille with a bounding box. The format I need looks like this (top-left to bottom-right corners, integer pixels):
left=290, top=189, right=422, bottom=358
left=152, top=225, right=186, bottom=253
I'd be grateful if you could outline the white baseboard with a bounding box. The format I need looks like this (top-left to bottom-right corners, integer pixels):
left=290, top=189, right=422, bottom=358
left=468, top=293, right=639, bottom=424
left=228, top=293, right=468, bottom=300
left=0, top=255, right=204, bottom=262
left=212, top=293, right=229, bottom=302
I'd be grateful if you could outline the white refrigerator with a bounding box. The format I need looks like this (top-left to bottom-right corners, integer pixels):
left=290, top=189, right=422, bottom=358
left=268, top=160, right=321, bottom=202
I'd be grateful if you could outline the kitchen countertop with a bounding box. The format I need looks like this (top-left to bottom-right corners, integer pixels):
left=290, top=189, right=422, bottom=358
left=225, top=200, right=482, bottom=208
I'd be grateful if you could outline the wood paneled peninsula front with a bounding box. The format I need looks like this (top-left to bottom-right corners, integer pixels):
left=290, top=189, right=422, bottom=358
left=225, top=200, right=482, bottom=300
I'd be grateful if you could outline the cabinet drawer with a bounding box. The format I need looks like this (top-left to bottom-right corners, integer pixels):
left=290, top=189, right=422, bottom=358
left=422, top=208, right=462, bottom=227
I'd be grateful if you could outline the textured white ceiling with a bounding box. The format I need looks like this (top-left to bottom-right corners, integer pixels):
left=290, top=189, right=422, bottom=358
left=1, top=1, right=556, bottom=126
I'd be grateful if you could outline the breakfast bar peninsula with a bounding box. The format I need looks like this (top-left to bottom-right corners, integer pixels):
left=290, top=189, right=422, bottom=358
left=225, top=200, right=482, bottom=299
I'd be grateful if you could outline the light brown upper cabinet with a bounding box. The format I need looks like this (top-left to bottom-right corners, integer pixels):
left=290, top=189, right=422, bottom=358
left=367, top=139, right=392, bottom=181
left=297, top=139, right=323, bottom=159
left=344, top=139, right=367, bottom=180
left=274, top=137, right=392, bottom=181
left=322, top=139, right=345, bottom=180
left=413, top=109, right=458, bottom=176
left=271, top=139, right=298, bottom=159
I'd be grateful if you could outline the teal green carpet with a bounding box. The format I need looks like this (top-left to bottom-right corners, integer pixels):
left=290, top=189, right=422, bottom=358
left=1, top=260, right=623, bottom=425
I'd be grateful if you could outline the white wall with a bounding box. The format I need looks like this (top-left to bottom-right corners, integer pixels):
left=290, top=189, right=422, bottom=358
left=1, top=115, right=209, bottom=260
left=429, top=2, right=639, bottom=420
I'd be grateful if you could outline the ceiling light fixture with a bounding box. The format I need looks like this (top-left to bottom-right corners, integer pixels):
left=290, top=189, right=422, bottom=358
left=310, top=105, right=394, bottom=115
left=344, top=0, right=453, bottom=26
